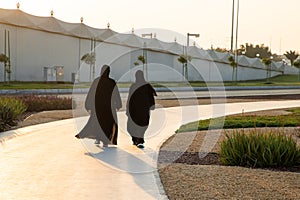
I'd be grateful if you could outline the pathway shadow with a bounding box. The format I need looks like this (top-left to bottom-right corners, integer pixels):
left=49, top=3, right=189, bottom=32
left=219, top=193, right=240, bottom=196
left=86, top=145, right=157, bottom=173
left=84, top=144, right=165, bottom=198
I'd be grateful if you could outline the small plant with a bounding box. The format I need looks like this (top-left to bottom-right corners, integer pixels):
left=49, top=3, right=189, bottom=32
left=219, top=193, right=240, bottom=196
left=0, top=97, right=27, bottom=132
left=295, top=126, right=300, bottom=138
left=220, top=129, right=300, bottom=168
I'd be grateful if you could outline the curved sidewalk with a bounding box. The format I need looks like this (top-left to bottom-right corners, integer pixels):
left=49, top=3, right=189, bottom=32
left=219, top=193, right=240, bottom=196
left=1, top=100, right=300, bottom=200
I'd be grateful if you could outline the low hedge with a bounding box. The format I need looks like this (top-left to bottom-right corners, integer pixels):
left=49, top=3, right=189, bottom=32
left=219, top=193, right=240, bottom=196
left=220, top=129, right=300, bottom=168
left=0, top=97, right=27, bottom=132
left=0, top=95, right=72, bottom=132
left=17, top=95, right=72, bottom=112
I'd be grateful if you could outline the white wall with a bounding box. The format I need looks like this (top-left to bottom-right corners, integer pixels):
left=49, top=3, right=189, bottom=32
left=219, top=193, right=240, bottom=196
left=0, top=23, right=294, bottom=83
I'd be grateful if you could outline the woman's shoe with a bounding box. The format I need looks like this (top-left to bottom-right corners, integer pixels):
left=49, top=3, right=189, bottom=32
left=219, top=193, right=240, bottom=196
left=103, top=144, right=108, bottom=148
left=75, top=134, right=80, bottom=139
left=137, top=143, right=144, bottom=149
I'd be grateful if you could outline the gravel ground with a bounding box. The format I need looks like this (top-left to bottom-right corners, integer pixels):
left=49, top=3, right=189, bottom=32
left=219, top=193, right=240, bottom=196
left=158, top=163, right=300, bottom=200
left=15, top=96, right=300, bottom=200
left=158, top=127, right=300, bottom=200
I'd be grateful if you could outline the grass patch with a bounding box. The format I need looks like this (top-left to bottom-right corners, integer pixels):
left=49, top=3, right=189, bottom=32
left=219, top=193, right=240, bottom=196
left=177, top=108, right=300, bottom=133
left=220, top=129, right=300, bottom=168
left=0, top=82, right=74, bottom=89
left=1, top=75, right=299, bottom=89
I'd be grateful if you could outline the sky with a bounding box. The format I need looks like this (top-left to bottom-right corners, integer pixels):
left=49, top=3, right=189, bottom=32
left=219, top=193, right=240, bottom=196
left=1, top=0, right=300, bottom=54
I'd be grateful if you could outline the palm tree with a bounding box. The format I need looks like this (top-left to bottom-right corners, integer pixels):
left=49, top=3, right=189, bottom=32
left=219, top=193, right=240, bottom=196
left=81, top=53, right=95, bottom=81
left=177, top=54, right=191, bottom=80
left=294, top=59, right=300, bottom=81
left=0, top=53, right=8, bottom=63
left=0, top=53, right=9, bottom=82
left=284, top=50, right=299, bottom=66
left=137, top=55, right=146, bottom=71
left=178, top=55, right=187, bottom=81
left=228, top=55, right=237, bottom=82
left=262, top=58, right=272, bottom=82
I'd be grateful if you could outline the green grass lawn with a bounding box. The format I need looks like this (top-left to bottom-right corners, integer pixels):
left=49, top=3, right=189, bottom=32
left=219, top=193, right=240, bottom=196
left=0, top=75, right=299, bottom=89
left=0, top=82, right=75, bottom=89
left=152, top=75, right=300, bottom=87
left=177, top=107, right=300, bottom=133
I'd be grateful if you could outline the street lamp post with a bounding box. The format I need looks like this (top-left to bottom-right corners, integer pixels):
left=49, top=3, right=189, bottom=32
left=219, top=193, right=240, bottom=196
left=282, top=59, right=287, bottom=75
left=186, top=33, right=200, bottom=80
left=268, top=56, right=273, bottom=82
left=141, top=33, right=153, bottom=80
left=234, top=0, right=239, bottom=82
left=141, top=33, right=153, bottom=38
left=230, top=0, right=235, bottom=53
left=187, top=33, right=200, bottom=48
left=230, top=0, right=240, bottom=83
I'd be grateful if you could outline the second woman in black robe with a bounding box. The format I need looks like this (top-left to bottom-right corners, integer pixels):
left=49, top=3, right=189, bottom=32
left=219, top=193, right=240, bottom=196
left=126, top=70, right=157, bottom=148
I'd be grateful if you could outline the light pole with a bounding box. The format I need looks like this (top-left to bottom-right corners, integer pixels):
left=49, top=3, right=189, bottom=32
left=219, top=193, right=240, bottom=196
left=141, top=33, right=153, bottom=38
left=230, top=0, right=235, bottom=53
left=234, top=0, right=239, bottom=82
left=230, top=0, right=239, bottom=82
left=141, top=33, right=153, bottom=80
left=187, top=33, right=200, bottom=48
left=282, top=59, right=287, bottom=75
left=268, top=56, right=273, bottom=82
left=186, top=33, right=200, bottom=80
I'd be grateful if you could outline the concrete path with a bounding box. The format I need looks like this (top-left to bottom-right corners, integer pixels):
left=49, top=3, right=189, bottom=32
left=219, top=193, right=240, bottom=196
left=1, top=100, right=300, bottom=200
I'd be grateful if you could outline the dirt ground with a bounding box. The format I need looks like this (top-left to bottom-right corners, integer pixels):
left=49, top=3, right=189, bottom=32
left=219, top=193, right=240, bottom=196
left=18, top=94, right=300, bottom=128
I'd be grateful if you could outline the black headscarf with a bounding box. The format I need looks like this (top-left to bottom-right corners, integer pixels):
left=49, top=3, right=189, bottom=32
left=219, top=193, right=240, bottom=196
left=101, top=65, right=110, bottom=77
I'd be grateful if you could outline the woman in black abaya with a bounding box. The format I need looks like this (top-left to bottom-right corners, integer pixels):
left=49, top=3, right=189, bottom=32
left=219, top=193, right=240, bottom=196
left=75, top=65, right=122, bottom=147
left=126, top=70, right=157, bottom=148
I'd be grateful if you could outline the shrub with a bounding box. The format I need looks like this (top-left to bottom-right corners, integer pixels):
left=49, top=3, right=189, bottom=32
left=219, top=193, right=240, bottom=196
left=295, top=126, right=300, bottom=138
left=17, top=95, right=72, bottom=112
left=220, top=129, right=300, bottom=168
left=0, top=97, right=27, bottom=132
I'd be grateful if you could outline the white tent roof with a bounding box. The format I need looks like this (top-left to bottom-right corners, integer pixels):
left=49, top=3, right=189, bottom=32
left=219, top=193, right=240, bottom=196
left=0, top=8, right=294, bottom=72
left=237, top=55, right=251, bottom=66
left=206, top=50, right=220, bottom=61
left=165, top=42, right=184, bottom=55
left=144, top=38, right=164, bottom=50
left=248, top=58, right=265, bottom=69
left=216, top=52, right=231, bottom=63
left=187, top=46, right=206, bottom=59
left=118, top=34, right=144, bottom=48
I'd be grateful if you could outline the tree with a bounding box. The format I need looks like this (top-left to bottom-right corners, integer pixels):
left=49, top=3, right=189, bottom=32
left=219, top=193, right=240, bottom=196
left=238, top=43, right=272, bottom=59
left=228, top=55, right=237, bottom=82
left=262, top=58, right=272, bottom=82
left=212, top=47, right=229, bottom=53
left=137, top=55, right=146, bottom=69
left=0, top=53, right=9, bottom=83
left=293, top=59, right=300, bottom=81
left=81, top=52, right=95, bottom=81
left=0, top=53, right=9, bottom=63
left=284, top=50, right=299, bottom=66
left=177, top=54, right=191, bottom=80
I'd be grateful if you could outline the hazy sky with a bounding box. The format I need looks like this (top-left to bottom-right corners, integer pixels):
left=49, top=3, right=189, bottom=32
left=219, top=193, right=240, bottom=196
left=2, top=0, right=299, bottom=54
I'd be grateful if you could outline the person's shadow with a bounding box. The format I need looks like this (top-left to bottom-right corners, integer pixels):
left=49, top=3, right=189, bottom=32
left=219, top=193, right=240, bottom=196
left=87, top=145, right=157, bottom=173
left=83, top=139, right=166, bottom=199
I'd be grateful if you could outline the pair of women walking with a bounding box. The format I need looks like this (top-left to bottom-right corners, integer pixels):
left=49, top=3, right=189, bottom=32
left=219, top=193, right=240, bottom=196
left=75, top=65, right=156, bottom=149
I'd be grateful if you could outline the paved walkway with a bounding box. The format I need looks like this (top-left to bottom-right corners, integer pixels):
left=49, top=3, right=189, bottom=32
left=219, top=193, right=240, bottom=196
left=1, top=100, right=300, bottom=200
